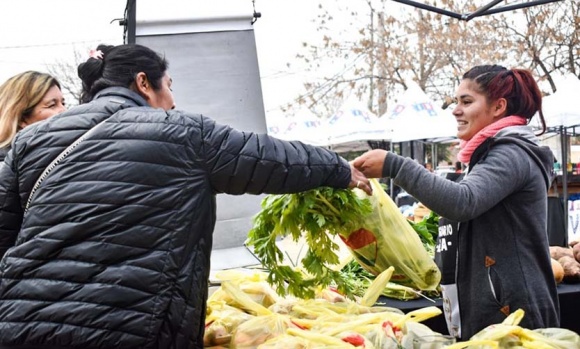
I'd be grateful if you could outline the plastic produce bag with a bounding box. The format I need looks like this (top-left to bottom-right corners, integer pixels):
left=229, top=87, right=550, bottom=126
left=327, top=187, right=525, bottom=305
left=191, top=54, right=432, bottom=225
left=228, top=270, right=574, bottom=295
left=342, top=179, right=441, bottom=290
left=257, top=334, right=314, bottom=348
left=230, top=314, right=298, bottom=348
left=209, top=270, right=280, bottom=310
left=204, top=302, right=254, bottom=347
left=531, top=328, right=580, bottom=348
left=446, top=308, right=580, bottom=349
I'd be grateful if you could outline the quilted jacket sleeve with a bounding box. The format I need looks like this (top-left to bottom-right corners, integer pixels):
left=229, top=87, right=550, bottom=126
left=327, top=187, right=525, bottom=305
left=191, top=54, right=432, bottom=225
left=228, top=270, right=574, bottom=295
left=197, top=116, right=351, bottom=195
left=0, top=150, right=22, bottom=258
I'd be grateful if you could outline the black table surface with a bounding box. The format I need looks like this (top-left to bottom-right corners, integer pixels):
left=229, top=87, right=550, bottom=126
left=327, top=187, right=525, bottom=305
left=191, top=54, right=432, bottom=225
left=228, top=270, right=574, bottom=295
left=377, top=282, right=580, bottom=335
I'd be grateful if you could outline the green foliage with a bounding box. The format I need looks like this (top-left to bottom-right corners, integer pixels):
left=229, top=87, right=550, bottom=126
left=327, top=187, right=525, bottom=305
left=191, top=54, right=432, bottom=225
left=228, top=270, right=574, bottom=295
left=246, top=187, right=373, bottom=299
left=408, top=211, right=439, bottom=257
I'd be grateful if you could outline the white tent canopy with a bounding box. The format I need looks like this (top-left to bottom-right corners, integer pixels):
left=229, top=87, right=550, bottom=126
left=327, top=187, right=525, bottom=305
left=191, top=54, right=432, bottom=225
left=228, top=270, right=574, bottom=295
left=382, top=81, right=457, bottom=142
left=538, top=75, right=580, bottom=130
left=266, top=107, right=328, bottom=146
left=324, top=100, right=391, bottom=150
left=266, top=101, right=392, bottom=152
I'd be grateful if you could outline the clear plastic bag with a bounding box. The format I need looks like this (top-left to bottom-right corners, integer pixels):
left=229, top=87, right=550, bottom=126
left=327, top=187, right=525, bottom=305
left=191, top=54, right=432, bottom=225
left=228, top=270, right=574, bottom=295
left=342, top=179, right=441, bottom=290
left=446, top=308, right=580, bottom=349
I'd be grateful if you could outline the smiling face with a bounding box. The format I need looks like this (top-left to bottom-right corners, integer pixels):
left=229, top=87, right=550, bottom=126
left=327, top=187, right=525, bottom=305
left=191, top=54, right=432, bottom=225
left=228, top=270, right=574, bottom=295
left=20, top=84, right=66, bottom=128
left=452, top=79, right=505, bottom=141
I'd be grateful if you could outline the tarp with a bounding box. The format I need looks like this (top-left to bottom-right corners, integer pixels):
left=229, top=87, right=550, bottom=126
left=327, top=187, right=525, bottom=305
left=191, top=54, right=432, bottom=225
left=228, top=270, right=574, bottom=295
left=382, top=81, right=457, bottom=142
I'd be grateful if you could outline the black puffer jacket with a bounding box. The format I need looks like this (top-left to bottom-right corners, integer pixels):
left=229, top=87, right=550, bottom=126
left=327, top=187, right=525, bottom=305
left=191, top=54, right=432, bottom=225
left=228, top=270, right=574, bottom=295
left=0, top=146, right=8, bottom=163
left=0, top=87, right=351, bottom=349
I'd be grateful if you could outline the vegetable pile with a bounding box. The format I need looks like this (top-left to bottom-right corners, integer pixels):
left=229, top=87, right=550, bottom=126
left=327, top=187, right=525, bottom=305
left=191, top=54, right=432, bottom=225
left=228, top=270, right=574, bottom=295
left=204, top=271, right=580, bottom=348
left=549, top=243, right=580, bottom=283
left=205, top=270, right=443, bottom=348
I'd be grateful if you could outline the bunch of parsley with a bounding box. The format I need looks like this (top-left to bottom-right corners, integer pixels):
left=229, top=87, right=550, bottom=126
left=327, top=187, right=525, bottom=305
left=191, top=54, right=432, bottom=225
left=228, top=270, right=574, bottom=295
left=246, top=187, right=373, bottom=299
left=408, top=211, right=439, bottom=257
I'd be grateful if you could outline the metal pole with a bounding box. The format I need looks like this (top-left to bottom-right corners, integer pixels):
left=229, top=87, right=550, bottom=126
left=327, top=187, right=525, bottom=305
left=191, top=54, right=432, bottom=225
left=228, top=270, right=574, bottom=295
left=431, top=142, right=437, bottom=169
left=561, top=126, right=568, bottom=236
left=389, top=141, right=395, bottom=199
left=474, top=0, right=564, bottom=18
left=463, top=0, right=503, bottom=21
left=390, top=0, right=463, bottom=20
left=390, top=0, right=564, bottom=21
left=124, top=0, right=136, bottom=44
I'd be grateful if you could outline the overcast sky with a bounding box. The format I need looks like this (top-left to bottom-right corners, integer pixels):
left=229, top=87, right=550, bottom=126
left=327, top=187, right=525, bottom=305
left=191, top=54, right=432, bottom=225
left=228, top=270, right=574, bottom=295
left=0, top=0, right=338, bottom=112
left=0, top=1, right=124, bottom=81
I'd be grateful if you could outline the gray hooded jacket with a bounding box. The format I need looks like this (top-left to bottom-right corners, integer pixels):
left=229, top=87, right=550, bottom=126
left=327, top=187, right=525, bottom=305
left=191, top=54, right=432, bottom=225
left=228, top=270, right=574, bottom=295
left=383, top=125, right=559, bottom=339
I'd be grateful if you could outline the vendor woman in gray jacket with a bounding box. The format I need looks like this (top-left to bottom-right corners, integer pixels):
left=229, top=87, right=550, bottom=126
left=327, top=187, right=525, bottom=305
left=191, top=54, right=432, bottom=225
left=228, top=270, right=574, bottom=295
left=353, top=65, right=559, bottom=339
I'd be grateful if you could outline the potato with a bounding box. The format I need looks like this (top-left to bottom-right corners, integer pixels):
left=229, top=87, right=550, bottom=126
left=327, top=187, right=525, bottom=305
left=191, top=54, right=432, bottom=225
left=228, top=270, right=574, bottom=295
left=203, top=324, right=231, bottom=347
left=573, top=243, right=580, bottom=263
left=551, top=258, right=564, bottom=284
left=549, top=246, right=574, bottom=260
left=557, top=256, right=580, bottom=283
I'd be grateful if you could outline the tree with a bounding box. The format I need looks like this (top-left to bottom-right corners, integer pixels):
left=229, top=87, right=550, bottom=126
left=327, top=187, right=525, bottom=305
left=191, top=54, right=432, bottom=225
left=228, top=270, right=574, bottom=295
left=46, top=47, right=86, bottom=106
left=291, top=0, right=579, bottom=117
left=289, top=0, right=503, bottom=118
left=488, top=1, right=580, bottom=94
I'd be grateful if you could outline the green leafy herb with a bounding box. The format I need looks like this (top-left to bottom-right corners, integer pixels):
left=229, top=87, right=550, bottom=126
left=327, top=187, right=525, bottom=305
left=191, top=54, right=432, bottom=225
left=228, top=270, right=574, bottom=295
left=408, top=211, right=439, bottom=257
left=246, top=187, right=373, bottom=299
left=340, top=259, right=440, bottom=301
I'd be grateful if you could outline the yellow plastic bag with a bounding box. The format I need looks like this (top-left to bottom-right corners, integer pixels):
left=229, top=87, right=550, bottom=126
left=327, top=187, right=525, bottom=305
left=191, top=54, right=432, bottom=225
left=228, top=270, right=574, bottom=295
left=209, top=270, right=280, bottom=310
left=341, top=179, right=441, bottom=290
left=453, top=309, right=580, bottom=349
left=257, top=334, right=314, bottom=348
left=522, top=328, right=580, bottom=349
left=204, top=303, right=254, bottom=347
left=230, top=314, right=297, bottom=348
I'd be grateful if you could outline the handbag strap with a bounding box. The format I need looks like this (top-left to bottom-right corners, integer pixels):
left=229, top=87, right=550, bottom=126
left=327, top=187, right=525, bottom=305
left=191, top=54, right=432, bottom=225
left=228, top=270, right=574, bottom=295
left=25, top=119, right=108, bottom=213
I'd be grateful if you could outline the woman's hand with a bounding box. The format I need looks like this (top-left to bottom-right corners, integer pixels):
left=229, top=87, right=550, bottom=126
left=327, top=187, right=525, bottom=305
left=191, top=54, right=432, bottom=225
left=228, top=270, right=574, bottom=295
left=348, top=164, right=372, bottom=195
left=352, top=149, right=388, bottom=178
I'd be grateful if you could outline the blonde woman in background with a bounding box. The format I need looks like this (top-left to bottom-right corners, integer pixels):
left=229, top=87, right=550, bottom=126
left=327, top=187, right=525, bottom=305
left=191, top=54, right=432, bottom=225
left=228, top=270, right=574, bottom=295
left=0, top=71, right=66, bottom=161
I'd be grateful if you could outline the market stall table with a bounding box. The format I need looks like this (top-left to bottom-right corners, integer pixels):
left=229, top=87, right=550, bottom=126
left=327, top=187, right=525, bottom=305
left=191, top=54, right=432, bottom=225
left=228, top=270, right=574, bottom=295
left=377, top=283, right=580, bottom=335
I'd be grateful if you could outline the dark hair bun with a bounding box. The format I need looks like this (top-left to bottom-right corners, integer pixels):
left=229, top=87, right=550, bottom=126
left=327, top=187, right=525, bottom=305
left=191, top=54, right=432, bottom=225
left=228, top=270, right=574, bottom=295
left=77, top=45, right=115, bottom=102
left=77, top=60, right=103, bottom=92
left=77, top=43, right=168, bottom=104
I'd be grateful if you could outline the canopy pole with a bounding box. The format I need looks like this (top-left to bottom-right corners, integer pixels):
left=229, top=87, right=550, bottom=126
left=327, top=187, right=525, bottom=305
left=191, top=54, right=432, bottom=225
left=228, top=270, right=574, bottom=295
left=432, top=143, right=437, bottom=169
left=389, top=140, right=395, bottom=199
left=561, top=126, right=568, bottom=238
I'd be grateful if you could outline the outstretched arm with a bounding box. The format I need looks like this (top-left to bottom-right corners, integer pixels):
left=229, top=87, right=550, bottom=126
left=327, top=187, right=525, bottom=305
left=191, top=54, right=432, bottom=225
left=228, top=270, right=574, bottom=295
left=198, top=116, right=372, bottom=195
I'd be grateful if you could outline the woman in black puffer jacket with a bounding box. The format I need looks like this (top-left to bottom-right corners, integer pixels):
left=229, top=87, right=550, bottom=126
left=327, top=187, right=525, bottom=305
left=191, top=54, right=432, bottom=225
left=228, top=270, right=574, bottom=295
left=0, top=44, right=371, bottom=349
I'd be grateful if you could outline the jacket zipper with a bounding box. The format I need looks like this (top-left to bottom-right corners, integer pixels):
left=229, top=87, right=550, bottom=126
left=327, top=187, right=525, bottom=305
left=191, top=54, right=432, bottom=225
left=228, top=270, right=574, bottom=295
left=24, top=120, right=107, bottom=214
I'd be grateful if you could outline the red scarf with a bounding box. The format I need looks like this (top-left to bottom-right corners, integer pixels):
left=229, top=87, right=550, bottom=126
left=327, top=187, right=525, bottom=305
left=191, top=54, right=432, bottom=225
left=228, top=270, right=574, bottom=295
left=457, top=116, right=527, bottom=164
